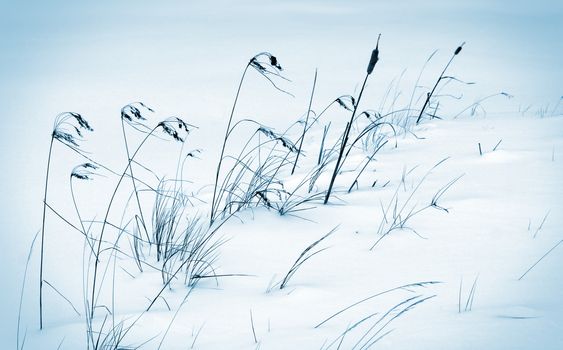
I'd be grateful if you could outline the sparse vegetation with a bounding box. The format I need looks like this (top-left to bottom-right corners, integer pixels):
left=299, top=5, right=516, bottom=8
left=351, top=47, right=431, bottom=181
left=24, top=41, right=492, bottom=348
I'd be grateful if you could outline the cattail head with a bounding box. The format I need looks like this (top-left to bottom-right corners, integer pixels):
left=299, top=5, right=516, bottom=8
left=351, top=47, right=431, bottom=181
left=52, top=112, right=93, bottom=149
left=367, top=34, right=381, bottom=75
left=454, top=42, right=465, bottom=55
left=71, top=162, right=98, bottom=180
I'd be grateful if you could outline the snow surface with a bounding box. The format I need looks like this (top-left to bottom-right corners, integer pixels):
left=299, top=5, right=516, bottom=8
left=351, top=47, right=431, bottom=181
left=12, top=114, right=563, bottom=349
left=1, top=1, right=562, bottom=350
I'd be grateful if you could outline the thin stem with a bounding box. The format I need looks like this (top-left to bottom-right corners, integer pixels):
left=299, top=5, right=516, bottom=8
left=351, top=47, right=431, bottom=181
left=210, top=63, right=250, bottom=225
left=348, top=140, right=388, bottom=193
left=90, top=126, right=158, bottom=319
left=292, top=69, right=317, bottom=175
left=415, top=51, right=457, bottom=125
left=518, top=239, right=563, bottom=280
left=70, top=178, right=96, bottom=255
left=39, top=136, right=54, bottom=329
left=325, top=73, right=370, bottom=204
left=121, top=118, right=150, bottom=243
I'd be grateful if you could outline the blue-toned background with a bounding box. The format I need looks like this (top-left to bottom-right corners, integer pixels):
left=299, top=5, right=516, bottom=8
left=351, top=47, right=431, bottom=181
left=0, top=0, right=561, bottom=343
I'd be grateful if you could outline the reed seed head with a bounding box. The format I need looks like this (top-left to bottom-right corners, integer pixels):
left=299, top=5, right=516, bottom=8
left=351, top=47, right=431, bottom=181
left=158, top=117, right=192, bottom=142
left=71, top=162, right=98, bottom=180
left=52, top=112, right=93, bottom=149
left=248, top=52, right=293, bottom=96
left=336, top=95, right=356, bottom=111
left=257, top=126, right=298, bottom=152
left=121, top=105, right=147, bottom=122
left=360, top=110, right=382, bottom=120
left=250, top=52, right=283, bottom=72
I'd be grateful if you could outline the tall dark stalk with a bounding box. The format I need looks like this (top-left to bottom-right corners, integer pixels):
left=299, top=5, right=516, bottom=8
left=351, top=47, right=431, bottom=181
left=292, top=69, right=318, bottom=175
left=324, top=36, right=380, bottom=204
left=415, top=43, right=464, bottom=125
left=39, top=136, right=54, bottom=330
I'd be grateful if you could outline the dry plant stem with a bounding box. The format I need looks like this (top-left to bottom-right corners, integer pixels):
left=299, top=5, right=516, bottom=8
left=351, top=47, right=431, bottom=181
left=348, top=140, right=389, bottom=193
left=250, top=309, right=258, bottom=343
left=145, top=217, right=227, bottom=312
left=121, top=118, right=150, bottom=243
left=518, top=239, right=563, bottom=280
left=39, top=136, right=54, bottom=329
left=90, top=126, right=159, bottom=319
left=292, top=69, right=317, bottom=174
left=18, top=231, right=40, bottom=349
left=415, top=56, right=455, bottom=124
left=279, top=226, right=337, bottom=289
left=315, top=281, right=439, bottom=328
left=324, top=73, right=370, bottom=204
left=211, top=63, right=251, bottom=225
left=70, top=178, right=96, bottom=255
left=416, top=43, right=463, bottom=125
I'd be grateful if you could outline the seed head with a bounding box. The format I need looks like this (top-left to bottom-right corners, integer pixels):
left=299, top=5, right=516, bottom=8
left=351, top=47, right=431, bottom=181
left=257, top=126, right=298, bottom=152
left=158, top=117, right=192, bottom=142
left=367, top=34, right=381, bottom=75
left=250, top=52, right=283, bottom=72
left=454, top=42, right=465, bottom=55
left=52, top=112, right=93, bottom=149
left=121, top=104, right=149, bottom=122
left=71, top=162, right=98, bottom=180
left=336, top=95, right=356, bottom=111
left=269, top=55, right=281, bottom=70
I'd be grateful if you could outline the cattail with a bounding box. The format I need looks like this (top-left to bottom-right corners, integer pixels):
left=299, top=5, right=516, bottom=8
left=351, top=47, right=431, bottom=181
left=454, top=42, right=465, bottom=55
left=367, top=34, right=381, bottom=75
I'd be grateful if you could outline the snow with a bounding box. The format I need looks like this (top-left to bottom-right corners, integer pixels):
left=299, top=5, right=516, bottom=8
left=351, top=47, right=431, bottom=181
left=10, top=113, right=563, bottom=349
left=1, top=1, right=562, bottom=349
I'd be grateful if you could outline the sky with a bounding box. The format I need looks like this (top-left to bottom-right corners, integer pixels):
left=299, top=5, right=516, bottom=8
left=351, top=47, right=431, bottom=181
left=0, top=0, right=561, bottom=343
